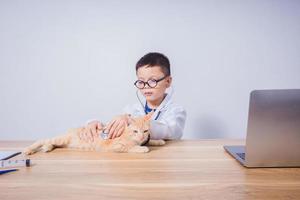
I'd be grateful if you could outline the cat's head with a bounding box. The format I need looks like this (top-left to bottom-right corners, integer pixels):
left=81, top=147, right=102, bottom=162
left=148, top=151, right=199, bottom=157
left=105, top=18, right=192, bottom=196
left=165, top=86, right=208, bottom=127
left=126, top=112, right=153, bottom=145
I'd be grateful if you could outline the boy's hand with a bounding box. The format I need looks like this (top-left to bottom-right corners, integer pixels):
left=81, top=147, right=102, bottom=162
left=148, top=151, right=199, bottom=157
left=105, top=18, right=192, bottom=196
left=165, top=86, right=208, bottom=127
left=106, top=114, right=130, bottom=139
left=80, top=121, right=103, bottom=142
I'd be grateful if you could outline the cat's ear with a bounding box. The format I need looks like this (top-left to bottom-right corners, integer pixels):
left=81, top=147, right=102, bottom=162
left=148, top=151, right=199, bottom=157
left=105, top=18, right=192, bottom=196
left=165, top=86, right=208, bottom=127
left=144, top=111, right=154, bottom=121
left=127, top=117, right=136, bottom=125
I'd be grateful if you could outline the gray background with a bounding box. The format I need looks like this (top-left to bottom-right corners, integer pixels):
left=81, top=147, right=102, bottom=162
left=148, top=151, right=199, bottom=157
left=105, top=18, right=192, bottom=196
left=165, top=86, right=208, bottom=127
left=0, top=0, right=299, bottom=140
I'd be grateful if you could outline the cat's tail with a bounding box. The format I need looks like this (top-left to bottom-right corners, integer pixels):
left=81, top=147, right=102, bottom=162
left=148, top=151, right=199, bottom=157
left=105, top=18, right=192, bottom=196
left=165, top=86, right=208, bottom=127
left=23, top=134, right=72, bottom=155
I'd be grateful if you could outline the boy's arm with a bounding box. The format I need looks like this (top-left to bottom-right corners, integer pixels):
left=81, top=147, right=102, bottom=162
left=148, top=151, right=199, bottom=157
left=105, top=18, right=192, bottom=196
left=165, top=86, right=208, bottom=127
left=150, top=108, right=187, bottom=140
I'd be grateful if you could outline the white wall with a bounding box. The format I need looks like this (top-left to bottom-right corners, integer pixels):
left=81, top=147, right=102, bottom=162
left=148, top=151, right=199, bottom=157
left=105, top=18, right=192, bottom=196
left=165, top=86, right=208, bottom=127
left=0, top=0, right=299, bottom=140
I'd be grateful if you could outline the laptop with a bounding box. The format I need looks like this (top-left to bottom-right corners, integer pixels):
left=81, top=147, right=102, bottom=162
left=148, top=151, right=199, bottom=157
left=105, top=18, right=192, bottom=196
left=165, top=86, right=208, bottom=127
left=224, top=89, right=300, bottom=168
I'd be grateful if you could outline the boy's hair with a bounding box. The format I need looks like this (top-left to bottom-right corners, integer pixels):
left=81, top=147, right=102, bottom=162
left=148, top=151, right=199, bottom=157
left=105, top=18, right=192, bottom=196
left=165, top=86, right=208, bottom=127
left=136, top=52, right=171, bottom=76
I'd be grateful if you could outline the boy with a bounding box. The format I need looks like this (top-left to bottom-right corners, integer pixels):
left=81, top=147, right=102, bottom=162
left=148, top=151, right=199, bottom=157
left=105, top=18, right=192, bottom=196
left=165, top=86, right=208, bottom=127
left=80, top=52, right=186, bottom=142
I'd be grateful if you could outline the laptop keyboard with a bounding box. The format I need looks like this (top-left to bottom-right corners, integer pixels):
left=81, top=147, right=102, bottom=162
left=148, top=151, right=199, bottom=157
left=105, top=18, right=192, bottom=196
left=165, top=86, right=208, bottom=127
left=236, top=153, right=245, bottom=160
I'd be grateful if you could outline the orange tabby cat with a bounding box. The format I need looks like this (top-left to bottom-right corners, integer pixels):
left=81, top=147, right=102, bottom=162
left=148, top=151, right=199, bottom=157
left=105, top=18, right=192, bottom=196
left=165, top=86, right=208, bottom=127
left=23, top=113, right=165, bottom=155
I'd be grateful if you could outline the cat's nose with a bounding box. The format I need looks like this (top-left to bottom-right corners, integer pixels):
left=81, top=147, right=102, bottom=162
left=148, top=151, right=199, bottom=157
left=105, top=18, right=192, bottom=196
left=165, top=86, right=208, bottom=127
left=139, top=135, right=144, bottom=140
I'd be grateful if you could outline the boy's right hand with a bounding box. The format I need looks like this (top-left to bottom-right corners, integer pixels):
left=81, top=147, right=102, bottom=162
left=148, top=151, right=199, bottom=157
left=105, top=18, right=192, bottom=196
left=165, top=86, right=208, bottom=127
left=106, top=114, right=130, bottom=139
left=79, top=121, right=103, bottom=142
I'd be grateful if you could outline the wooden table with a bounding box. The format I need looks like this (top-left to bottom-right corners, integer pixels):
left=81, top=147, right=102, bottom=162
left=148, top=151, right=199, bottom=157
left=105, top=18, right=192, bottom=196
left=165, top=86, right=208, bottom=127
left=0, top=140, right=300, bottom=200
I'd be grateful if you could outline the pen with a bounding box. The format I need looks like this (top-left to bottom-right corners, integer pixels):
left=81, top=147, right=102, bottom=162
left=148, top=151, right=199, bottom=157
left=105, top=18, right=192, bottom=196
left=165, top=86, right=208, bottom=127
left=0, top=169, right=18, bottom=175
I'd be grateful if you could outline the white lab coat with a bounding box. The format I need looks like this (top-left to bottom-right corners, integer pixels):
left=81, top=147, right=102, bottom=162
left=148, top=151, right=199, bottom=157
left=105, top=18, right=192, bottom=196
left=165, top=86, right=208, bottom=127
left=122, top=90, right=187, bottom=140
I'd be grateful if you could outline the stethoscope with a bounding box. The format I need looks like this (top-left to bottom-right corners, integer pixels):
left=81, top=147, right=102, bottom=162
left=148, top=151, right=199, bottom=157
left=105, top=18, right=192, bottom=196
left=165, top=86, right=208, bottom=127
left=136, top=86, right=174, bottom=121
left=101, top=87, right=174, bottom=140
left=136, top=88, right=173, bottom=146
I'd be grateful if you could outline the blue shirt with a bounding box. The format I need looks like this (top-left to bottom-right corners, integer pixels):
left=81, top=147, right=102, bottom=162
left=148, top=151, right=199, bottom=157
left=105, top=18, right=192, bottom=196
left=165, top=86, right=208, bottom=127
left=145, top=102, right=156, bottom=114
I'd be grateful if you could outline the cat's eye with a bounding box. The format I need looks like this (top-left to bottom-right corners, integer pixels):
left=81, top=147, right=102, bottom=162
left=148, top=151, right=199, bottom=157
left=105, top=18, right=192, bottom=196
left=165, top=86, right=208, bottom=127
left=133, top=130, right=138, bottom=133
left=144, top=130, right=149, bottom=133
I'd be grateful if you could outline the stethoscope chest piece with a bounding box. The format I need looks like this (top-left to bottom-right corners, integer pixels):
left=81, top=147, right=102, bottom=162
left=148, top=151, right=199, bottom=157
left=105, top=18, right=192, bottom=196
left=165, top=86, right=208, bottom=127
left=101, top=130, right=109, bottom=140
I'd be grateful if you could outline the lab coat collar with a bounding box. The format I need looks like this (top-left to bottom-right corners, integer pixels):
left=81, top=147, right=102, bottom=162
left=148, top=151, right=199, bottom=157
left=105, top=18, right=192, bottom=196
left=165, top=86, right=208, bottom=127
left=137, top=87, right=174, bottom=118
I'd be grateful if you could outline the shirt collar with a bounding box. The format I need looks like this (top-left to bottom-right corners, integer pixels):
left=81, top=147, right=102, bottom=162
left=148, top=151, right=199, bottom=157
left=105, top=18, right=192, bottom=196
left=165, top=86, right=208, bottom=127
left=145, top=102, right=156, bottom=114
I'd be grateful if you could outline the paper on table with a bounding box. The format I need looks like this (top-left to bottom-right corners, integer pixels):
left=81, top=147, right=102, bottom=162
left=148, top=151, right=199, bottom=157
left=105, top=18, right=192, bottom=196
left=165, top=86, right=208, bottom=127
left=0, top=151, right=22, bottom=160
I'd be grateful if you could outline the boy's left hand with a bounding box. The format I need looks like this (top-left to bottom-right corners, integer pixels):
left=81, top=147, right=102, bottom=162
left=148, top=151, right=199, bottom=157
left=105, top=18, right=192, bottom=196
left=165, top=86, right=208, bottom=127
left=106, top=114, right=129, bottom=139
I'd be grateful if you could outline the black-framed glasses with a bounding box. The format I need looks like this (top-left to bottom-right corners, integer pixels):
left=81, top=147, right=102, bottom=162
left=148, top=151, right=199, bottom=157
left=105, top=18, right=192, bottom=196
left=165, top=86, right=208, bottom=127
left=134, top=76, right=168, bottom=89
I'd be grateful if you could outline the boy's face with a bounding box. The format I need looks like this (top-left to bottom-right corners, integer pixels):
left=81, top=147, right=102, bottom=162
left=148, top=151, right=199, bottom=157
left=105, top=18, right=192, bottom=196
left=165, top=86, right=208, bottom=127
left=136, top=65, right=172, bottom=102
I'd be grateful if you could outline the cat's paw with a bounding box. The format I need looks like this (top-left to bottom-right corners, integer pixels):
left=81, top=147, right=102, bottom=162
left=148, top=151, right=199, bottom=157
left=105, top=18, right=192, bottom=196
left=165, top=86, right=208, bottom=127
left=23, top=148, right=34, bottom=155
left=156, top=140, right=166, bottom=146
left=139, top=146, right=150, bottom=153
left=148, top=139, right=166, bottom=146
left=41, top=144, right=54, bottom=153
